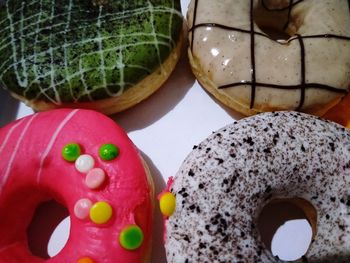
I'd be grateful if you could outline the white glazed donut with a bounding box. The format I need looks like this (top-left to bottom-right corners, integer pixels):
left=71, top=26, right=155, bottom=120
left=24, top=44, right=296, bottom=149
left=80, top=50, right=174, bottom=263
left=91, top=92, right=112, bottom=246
left=163, top=111, right=350, bottom=262
left=187, top=0, right=350, bottom=116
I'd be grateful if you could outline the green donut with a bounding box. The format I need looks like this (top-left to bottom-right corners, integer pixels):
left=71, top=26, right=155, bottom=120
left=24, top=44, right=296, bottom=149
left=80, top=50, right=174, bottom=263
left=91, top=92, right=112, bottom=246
left=0, top=0, right=183, bottom=112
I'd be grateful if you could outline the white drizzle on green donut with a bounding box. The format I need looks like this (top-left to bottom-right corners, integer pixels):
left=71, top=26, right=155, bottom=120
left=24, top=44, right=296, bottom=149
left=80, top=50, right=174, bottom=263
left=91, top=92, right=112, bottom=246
left=0, top=0, right=183, bottom=103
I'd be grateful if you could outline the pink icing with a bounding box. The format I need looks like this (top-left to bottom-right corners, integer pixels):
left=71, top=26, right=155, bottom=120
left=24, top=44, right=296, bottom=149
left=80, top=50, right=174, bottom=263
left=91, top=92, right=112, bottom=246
left=85, top=168, right=106, bottom=189
left=0, top=109, right=153, bottom=262
left=74, top=199, right=93, bottom=220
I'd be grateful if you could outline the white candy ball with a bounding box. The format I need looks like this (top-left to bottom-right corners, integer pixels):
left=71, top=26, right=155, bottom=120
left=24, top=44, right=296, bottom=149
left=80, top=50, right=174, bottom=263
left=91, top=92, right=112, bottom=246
left=75, top=154, right=95, bottom=173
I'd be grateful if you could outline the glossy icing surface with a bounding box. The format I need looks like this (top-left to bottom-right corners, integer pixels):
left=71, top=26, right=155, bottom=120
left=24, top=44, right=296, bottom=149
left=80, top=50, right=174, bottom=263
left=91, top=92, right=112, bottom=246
left=187, top=0, right=350, bottom=113
left=165, top=111, right=350, bottom=262
left=0, top=0, right=182, bottom=103
left=0, top=109, right=153, bottom=262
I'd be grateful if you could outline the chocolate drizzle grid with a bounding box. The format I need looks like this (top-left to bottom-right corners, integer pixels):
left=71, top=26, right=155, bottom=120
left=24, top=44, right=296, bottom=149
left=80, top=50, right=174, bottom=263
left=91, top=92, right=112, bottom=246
left=190, top=0, right=199, bottom=52
left=249, top=0, right=257, bottom=108
left=296, top=34, right=306, bottom=110
left=189, top=0, right=350, bottom=110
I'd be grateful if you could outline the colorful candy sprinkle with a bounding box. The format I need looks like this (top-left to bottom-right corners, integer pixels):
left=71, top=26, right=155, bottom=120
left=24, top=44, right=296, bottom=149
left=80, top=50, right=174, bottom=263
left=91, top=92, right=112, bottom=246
left=85, top=168, right=106, bottom=189
left=74, top=199, right=93, bottom=220
left=75, top=154, right=95, bottom=173
left=99, top=143, right=119, bottom=161
left=77, top=257, right=94, bottom=263
left=119, top=225, right=144, bottom=250
left=62, top=143, right=81, bottom=162
left=89, top=201, right=113, bottom=224
left=159, top=192, right=176, bottom=217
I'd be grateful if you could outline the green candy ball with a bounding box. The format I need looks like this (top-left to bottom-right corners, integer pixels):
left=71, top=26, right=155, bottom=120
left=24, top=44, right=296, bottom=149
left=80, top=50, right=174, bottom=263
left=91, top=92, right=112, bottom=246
left=99, top=143, right=119, bottom=161
left=62, top=143, right=81, bottom=162
left=119, top=225, right=144, bottom=250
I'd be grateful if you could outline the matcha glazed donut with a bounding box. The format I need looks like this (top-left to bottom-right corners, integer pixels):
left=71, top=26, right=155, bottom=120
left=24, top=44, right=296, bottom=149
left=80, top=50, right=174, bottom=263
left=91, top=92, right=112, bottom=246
left=0, top=0, right=183, bottom=114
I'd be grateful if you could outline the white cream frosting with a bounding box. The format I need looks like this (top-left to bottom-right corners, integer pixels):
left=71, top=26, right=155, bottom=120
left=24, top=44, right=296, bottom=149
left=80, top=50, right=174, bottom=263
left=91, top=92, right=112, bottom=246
left=165, top=111, right=350, bottom=262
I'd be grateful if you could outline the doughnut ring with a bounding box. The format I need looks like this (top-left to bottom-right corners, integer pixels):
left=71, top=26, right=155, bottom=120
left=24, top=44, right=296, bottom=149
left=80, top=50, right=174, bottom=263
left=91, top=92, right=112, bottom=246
left=0, top=0, right=183, bottom=114
left=0, top=109, right=154, bottom=262
left=187, top=0, right=350, bottom=116
left=162, top=111, right=350, bottom=262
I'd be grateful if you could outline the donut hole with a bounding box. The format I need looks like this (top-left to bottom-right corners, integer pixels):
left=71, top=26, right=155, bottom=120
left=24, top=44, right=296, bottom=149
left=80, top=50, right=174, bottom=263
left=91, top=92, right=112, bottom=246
left=253, top=2, right=296, bottom=41
left=258, top=198, right=317, bottom=261
left=27, top=200, right=70, bottom=259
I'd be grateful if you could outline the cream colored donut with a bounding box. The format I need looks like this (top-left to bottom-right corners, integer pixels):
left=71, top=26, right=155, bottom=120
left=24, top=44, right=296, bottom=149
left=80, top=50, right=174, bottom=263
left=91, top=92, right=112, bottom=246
left=163, top=111, right=350, bottom=262
left=187, top=0, right=350, bottom=116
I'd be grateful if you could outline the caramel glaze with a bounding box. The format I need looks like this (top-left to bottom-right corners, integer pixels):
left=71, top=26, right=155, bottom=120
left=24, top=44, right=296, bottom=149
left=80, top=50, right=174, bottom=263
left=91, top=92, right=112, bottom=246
left=189, top=0, right=350, bottom=110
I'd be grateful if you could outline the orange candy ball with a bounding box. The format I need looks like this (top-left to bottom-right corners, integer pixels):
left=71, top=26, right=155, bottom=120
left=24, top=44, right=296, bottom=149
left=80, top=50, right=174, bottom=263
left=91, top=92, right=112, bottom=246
left=77, top=257, right=94, bottom=263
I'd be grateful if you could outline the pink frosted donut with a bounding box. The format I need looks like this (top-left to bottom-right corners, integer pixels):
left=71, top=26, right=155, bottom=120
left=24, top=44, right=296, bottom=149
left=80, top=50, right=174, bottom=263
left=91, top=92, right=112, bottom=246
left=0, top=109, right=154, bottom=262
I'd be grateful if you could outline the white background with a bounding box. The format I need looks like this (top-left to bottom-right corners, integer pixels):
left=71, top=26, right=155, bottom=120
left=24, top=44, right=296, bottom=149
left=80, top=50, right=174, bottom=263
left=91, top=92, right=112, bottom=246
left=0, top=0, right=311, bottom=261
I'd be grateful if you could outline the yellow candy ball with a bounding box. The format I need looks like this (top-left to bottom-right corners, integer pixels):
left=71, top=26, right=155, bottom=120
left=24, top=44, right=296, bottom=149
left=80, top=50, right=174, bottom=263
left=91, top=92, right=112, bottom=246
left=89, top=201, right=113, bottom=224
left=159, top=192, right=176, bottom=217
